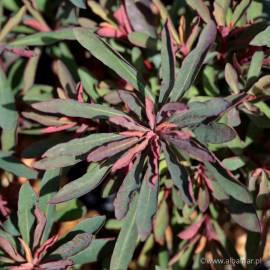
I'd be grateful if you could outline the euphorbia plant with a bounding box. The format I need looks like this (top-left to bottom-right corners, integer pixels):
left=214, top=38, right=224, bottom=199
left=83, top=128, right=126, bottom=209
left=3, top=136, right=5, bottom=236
left=27, top=19, right=261, bottom=269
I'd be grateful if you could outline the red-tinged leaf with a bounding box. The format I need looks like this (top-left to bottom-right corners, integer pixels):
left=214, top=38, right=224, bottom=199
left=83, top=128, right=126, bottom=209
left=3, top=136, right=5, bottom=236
left=11, top=48, right=35, bottom=58
left=35, top=234, right=59, bottom=261
left=23, top=18, right=50, bottom=32
left=41, top=123, right=76, bottom=134
left=149, top=136, right=160, bottom=185
left=178, top=216, right=205, bottom=240
left=157, top=102, right=187, bottom=122
left=40, top=259, right=74, bottom=269
left=198, top=186, right=209, bottom=213
left=120, top=131, right=145, bottom=137
left=205, top=216, right=219, bottom=241
left=33, top=206, right=47, bottom=249
left=114, top=4, right=132, bottom=33
left=163, top=133, right=214, bottom=162
left=87, top=137, right=140, bottom=162
left=0, top=236, right=24, bottom=262
left=97, top=23, right=125, bottom=38
left=111, top=137, right=149, bottom=172
left=76, top=82, right=84, bottom=103
left=109, top=115, right=148, bottom=132
left=114, top=155, right=144, bottom=219
left=145, top=96, right=156, bottom=129
left=52, top=233, right=92, bottom=259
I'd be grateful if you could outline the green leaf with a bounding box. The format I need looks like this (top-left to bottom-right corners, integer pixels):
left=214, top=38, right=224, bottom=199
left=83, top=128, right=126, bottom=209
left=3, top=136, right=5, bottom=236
left=225, top=63, right=240, bottom=93
left=186, top=0, right=211, bottom=23
left=32, top=99, right=126, bottom=119
left=169, top=20, right=217, bottom=101
left=248, top=75, right=270, bottom=96
left=162, top=143, right=193, bottom=205
left=0, top=67, right=18, bottom=150
left=194, top=123, right=236, bottom=144
left=9, top=28, right=75, bottom=47
left=136, top=169, right=159, bottom=241
left=205, top=162, right=253, bottom=204
left=39, top=169, right=61, bottom=242
left=73, top=28, right=152, bottom=98
left=57, top=60, right=76, bottom=95
left=0, top=151, right=37, bottom=178
left=128, top=32, right=158, bottom=49
left=50, top=162, right=110, bottom=204
left=18, top=182, right=37, bottom=245
left=231, top=0, right=252, bottom=26
left=71, top=238, right=112, bottom=264
left=222, top=157, right=245, bottom=171
left=250, top=25, right=270, bottom=47
left=44, top=133, right=125, bottom=158
left=247, top=51, right=264, bottom=85
left=159, top=22, right=175, bottom=104
left=110, top=195, right=139, bottom=270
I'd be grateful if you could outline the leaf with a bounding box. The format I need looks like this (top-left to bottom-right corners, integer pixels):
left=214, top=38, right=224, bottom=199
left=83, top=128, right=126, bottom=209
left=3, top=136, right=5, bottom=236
left=71, top=238, right=112, bottom=264
left=69, top=0, right=86, bottom=9
left=178, top=216, right=204, bottom=240
left=162, top=143, right=193, bottom=205
left=18, top=182, right=37, bottom=245
left=87, top=137, right=140, bottom=162
left=193, top=123, right=236, bottom=144
left=32, top=99, right=126, bottom=119
left=0, top=6, right=26, bottom=41
left=44, top=133, right=125, bottom=158
left=57, top=61, right=76, bottom=95
left=110, top=195, right=139, bottom=270
left=52, top=233, right=92, bottom=258
left=169, top=20, right=217, bottom=101
left=127, top=32, right=158, bottom=49
left=247, top=51, right=264, bottom=85
left=34, top=155, right=81, bottom=170
left=73, top=28, right=151, bottom=97
left=109, top=116, right=148, bottom=132
left=136, top=166, right=159, bottom=241
left=169, top=96, right=237, bottom=127
left=0, top=236, right=24, bottom=262
left=0, top=151, right=38, bottom=178
left=198, top=186, right=209, bottom=212
left=125, top=0, right=156, bottom=37
left=119, top=90, right=144, bottom=119
left=250, top=25, right=270, bottom=47
left=39, top=169, right=61, bottom=242
left=205, top=162, right=253, bottom=204
left=225, top=63, right=239, bottom=93
left=50, top=162, right=110, bottom=204
left=114, top=155, right=144, bottom=219
left=231, top=0, right=252, bottom=26
left=40, top=260, right=74, bottom=269
left=222, top=157, right=245, bottom=171
left=248, top=75, right=270, bottom=96
left=159, top=21, right=175, bottom=104
left=153, top=200, right=169, bottom=245
left=145, top=96, right=156, bottom=129
left=0, top=67, right=18, bottom=151
left=186, top=0, right=211, bottom=23
left=9, top=28, right=75, bottom=47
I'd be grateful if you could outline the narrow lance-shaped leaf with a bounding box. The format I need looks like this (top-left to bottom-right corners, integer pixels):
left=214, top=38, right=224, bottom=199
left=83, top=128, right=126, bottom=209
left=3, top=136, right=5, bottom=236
left=87, top=137, right=140, bottom=162
left=169, top=20, right=217, bottom=101
left=250, top=25, right=270, bottom=47
left=73, top=28, right=152, bottom=98
left=32, top=99, right=126, bottom=119
left=159, top=21, right=175, bottom=104
left=162, top=142, right=193, bottom=205
left=114, top=155, right=144, bottom=219
left=193, top=123, right=236, bottom=144
left=44, top=133, right=125, bottom=158
left=50, top=162, right=110, bottom=204
left=110, top=194, right=139, bottom=270
left=225, top=63, right=239, bottom=93
left=178, top=216, right=204, bottom=240
left=205, top=161, right=253, bottom=204
left=18, top=182, right=37, bottom=245
left=136, top=165, right=159, bottom=241
left=186, top=0, right=211, bottom=23
left=231, top=0, right=252, bottom=26
left=247, top=51, right=264, bottom=85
